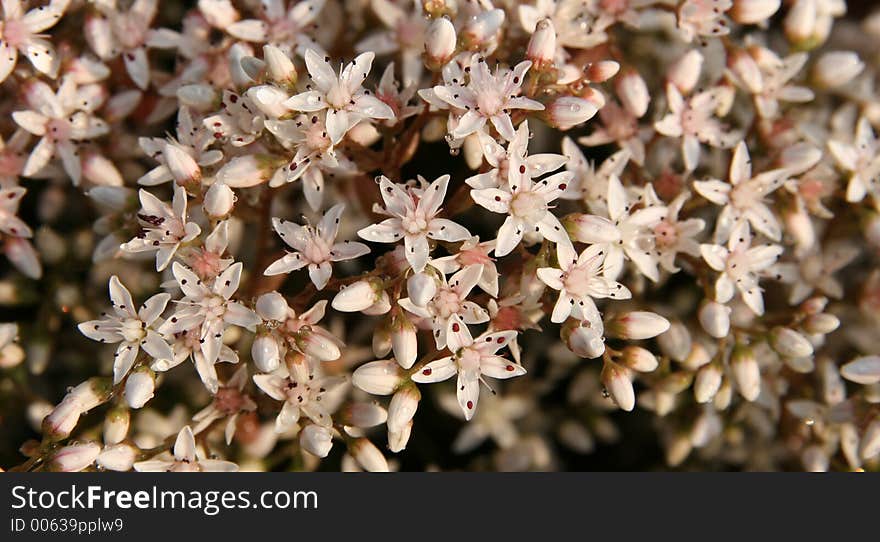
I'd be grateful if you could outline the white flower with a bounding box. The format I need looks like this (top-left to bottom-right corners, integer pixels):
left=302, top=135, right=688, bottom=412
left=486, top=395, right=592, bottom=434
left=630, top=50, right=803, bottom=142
left=0, top=0, right=69, bottom=82
left=358, top=175, right=470, bottom=273
left=694, top=141, right=789, bottom=242
left=699, top=222, right=784, bottom=315
left=399, top=265, right=489, bottom=350
left=253, top=363, right=346, bottom=433
left=120, top=185, right=201, bottom=271
left=430, top=236, right=499, bottom=297
left=134, top=426, right=238, bottom=472
left=84, top=0, right=158, bottom=89
left=284, top=49, right=395, bottom=144
left=137, top=107, right=222, bottom=186
left=203, top=90, right=265, bottom=147
left=12, top=77, right=110, bottom=184
left=265, top=203, right=370, bottom=289
left=157, top=262, right=260, bottom=392
left=828, top=116, right=880, bottom=205
left=537, top=242, right=631, bottom=324
left=78, top=276, right=173, bottom=384
left=644, top=185, right=704, bottom=273
left=676, top=0, right=732, bottom=43
left=223, top=0, right=325, bottom=58
left=412, top=324, right=524, bottom=421
left=192, top=366, right=256, bottom=445
left=355, top=0, right=426, bottom=86
left=750, top=49, right=814, bottom=119
left=469, top=122, right=572, bottom=257
left=430, top=55, right=543, bottom=141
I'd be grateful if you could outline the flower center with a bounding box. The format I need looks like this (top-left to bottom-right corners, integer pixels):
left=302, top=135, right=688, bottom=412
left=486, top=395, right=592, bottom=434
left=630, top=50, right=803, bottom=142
left=432, top=288, right=461, bottom=319
left=401, top=213, right=428, bottom=235
left=563, top=265, right=596, bottom=298
left=1, top=20, right=29, bottom=47
left=510, top=191, right=546, bottom=224
left=654, top=221, right=679, bottom=248
left=458, top=348, right=481, bottom=371
left=326, top=84, right=351, bottom=110
left=46, top=119, right=72, bottom=141
left=120, top=318, right=147, bottom=343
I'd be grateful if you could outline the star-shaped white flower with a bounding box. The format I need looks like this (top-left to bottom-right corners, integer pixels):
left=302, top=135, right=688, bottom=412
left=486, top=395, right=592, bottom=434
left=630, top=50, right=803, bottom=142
left=0, top=0, right=69, bottom=83
left=78, top=276, right=174, bottom=383
left=358, top=175, right=470, bottom=273
left=284, top=49, right=395, bottom=144
left=265, top=203, right=370, bottom=289
left=537, top=242, right=631, bottom=324
left=121, top=185, right=201, bottom=271
left=137, top=107, right=222, bottom=186
left=84, top=0, right=158, bottom=89
left=694, top=141, right=789, bottom=242
left=253, top=364, right=346, bottom=433
left=644, top=185, right=704, bottom=273
left=700, top=222, right=784, bottom=315
left=412, top=324, right=524, bottom=421
left=134, top=426, right=238, bottom=472
left=828, top=116, right=880, bottom=206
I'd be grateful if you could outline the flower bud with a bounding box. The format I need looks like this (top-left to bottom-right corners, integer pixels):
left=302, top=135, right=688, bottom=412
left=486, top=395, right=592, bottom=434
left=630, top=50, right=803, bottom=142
left=177, top=84, right=217, bottom=110
left=301, top=424, right=333, bottom=458
left=731, top=344, right=760, bottom=401
left=565, top=324, right=605, bottom=359
left=247, top=84, right=291, bottom=118
left=103, top=405, right=130, bottom=445
left=619, top=346, right=658, bottom=372
left=803, top=313, right=840, bottom=335
left=263, top=45, right=296, bottom=85
left=546, top=96, right=598, bottom=130
left=341, top=402, right=388, bottom=428
left=615, top=68, right=650, bottom=118
left=461, top=9, right=504, bottom=49
left=82, top=152, right=124, bottom=187
left=730, top=0, right=780, bottom=24
left=42, top=397, right=83, bottom=440
left=656, top=320, right=691, bottom=362
left=332, top=279, right=382, bottom=312
left=391, top=315, right=418, bottom=369
left=125, top=368, right=155, bottom=409
left=406, top=272, right=437, bottom=307
left=526, top=19, right=556, bottom=71
left=97, top=443, right=137, bottom=471
left=204, top=183, right=235, bottom=218
left=564, top=213, right=620, bottom=244
left=363, top=291, right=392, bottom=315
left=162, top=142, right=201, bottom=185
left=840, top=355, right=880, bottom=385
left=68, top=377, right=113, bottom=411
left=860, top=417, right=880, bottom=460
left=388, top=420, right=413, bottom=453
left=216, top=154, right=277, bottom=188
left=698, top=301, right=731, bottom=338
left=601, top=361, right=634, bottom=411
left=349, top=438, right=389, bottom=472
left=5, top=237, right=42, bottom=279
left=255, top=291, right=289, bottom=321
left=295, top=330, right=341, bottom=362
left=668, top=50, right=703, bottom=94
left=372, top=322, right=392, bottom=357
left=388, top=384, right=420, bottom=433
left=48, top=442, right=101, bottom=472
left=769, top=327, right=814, bottom=358
left=252, top=333, right=281, bottom=373
left=784, top=0, right=821, bottom=46
left=694, top=362, right=723, bottom=403
left=607, top=311, right=670, bottom=340
left=813, top=51, right=864, bottom=89
left=424, top=17, right=457, bottom=69
left=352, top=360, right=405, bottom=395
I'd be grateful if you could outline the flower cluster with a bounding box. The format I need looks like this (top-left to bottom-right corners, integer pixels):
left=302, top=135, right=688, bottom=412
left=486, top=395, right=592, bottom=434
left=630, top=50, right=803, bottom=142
left=2, top=0, right=880, bottom=473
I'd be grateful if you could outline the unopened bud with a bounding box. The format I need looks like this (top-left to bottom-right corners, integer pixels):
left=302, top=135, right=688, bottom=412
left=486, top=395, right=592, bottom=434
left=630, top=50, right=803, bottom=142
left=43, top=397, right=83, bottom=440
left=391, top=314, right=418, bottom=369
left=341, top=402, right=388, bottom=428
left=694, top=362, right=723, bottom=403
left=730, top=0, right=780, bottom=24
left=97, top=443, right=137, bottom=471
left=352, top=360, right=404, bottom=395
left=103, top=405, right=130, bottom=445
left=388, top=384, right=421, bottom=433
left=204, top=183, right=235, bottom=218
left=657, top=320, right=691, bottom=362
left=301, top=424, right=333, bottom=458
left=255, top=291, right=290, bottom=321
left=615, top=68, right=650, bottom=117
left=461, top=9, right=504, bottom=49
left=162, top=142, right=201, bottom=185
left=252, top=333, right=281, bottom=373
left=563, top=213, right=620, bottom=244
left=564, top=324, right=605, bottom=359
left=125, top=368, right=155, bottom=409
left=332, top=279, right=382, bottom=312
left=668, top=50, right=703, bottom=94
left=295, top=330, right=341, bottom=362
left=731, top=344, right=760, bottom=401
left=546, top=96, right=598, bottom=130
left=407, top=272, right=437, bottom=307
left=263, top=45, right=296, bottom=85
left=698, top=301, right=731, bottom=338
left=619, top=346, right=658, bottom=372
left=216, top=155, right=277, bottom=188
left=388, top=420, right=413, bottom=453
left=349, top=438, right=389, bottom=472
left=526, top=19, right=556, bottom=71
left=803, top=313, right=840, bottom=335
left=424, top=17, right=457, bottom=69
left=840, top=355, right=880, bottom=385
left=48, top=442, right=101, bottom=472
left=601, top=361, right=634, bottom=411
left=727, top=49, right=763, bottom=93
left=770, top=326, right=814, bottom=358
left=247, top=85, right=290, bottom=118
left=69, top=377, right=113, bottom=411
left=607, top=311, right=670, bottom=340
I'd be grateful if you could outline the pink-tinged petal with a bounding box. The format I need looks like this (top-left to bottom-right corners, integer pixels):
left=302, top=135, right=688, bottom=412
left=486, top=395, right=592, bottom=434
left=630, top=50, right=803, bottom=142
left=715, top=274, right=735, bottom=303
left=5, top=237, right=41, bottom=278
left=456, top=370, right=480, bottom=421
left=445, top=315, right=472, bottom=353
left=419, top=174, right=450, bottom=217
left=138, top=292, right=170, bottom=324
left=330, top=240, right=370, bottom=262
left=12, top=110, right=47, bottom=136
left=24, top=38, right=57, bottom=76
left=123, top=47, right=150, bottom=90
left=173, top=426, right=197, bottom=461
left=729, top=142, right=751, bottom=185
left=264, top=252, right=308, bottom=275
left=537, top=267, right=564, bottom=290
left=452, top=111, right=487, bottom=139
left=358, top=217, right=403, bottom=243
left=113, top=343, right=139, bottom=383
left=108, top=275, right=137, bottom=318
left=226, top=19, right=269, bottom=42
left=494, top=216, right=524, bottom=257
left=213, top=261, right=242, bottom=299
left=308, top=261, right=333, bottom=290
left=470, top=187, right=511, bottom=213
left=480, top=355, right=526, bottom=379
left=411, top=356, right=456, bottom=383
left=0, top=42, right=18, bottom=84
left=284, top=90, right=328, bottom=112
left=303, top=48, right=336, bottom=92
left=325, top=108, right=351, bottom=144
left=693, top=179, right=731, bottom=205
left=142, top=330, right=174, bottom=362
left=404, top=234, right=429, bottom=273
left=682, top=135, right=701, bottom=172
left=428, top=218, right=471, bottom=242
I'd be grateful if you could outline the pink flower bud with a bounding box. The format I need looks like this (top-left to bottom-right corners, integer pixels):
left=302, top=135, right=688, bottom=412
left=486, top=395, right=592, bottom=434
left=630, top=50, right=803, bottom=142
left=615, top=68, right=649, bottom=117
left=5, top=237, right=42, bottom=279
left=295, top=330, right=341, bottom=362
left=255, top=291, right=290, bottom=321
left=567, top=325, right=605, bottom=359
left=82, top=152, right=124, bottom=187
left=424, top=17, right=457, bottom=69
left=349, top=438, right=389, bottom=472
left=263, top=45, right=296, bottom=85
left=607, top=311, right=670, bottom=340
left=698, top=301, right=731, bottom=338
left=43, top=397, right=83, bottom=440
left=406, top=272, right=437, bottom=307
left=730, top=0, right=781, bottom=24
left=601, top=361, right=634, bottom=411
left=300, top=425, right=333, bottom=458
left=584, top=61, right=619, bottom=84
left=162, top=142, right=201, bottom=185
left=48, top=442, right=101, bottom=472
left=252, top=333, right=281, bottom=373
left=784, top=0, right=817, bottom=45
left=204, top=183, right=235, bottom=218
left=353, top=360, right=404, bottom=395
left=332, top=279, right=382, bottom=312
left=619, top=346, right=658, bottom=372
left=341, top=402, right=388, bottom=428
left=731, top=344, right=760, bottom=401
left=372, top=322, right=392, bottom=357
left=461, top=9, right=505, bottom=49
left=546, top=96, right=598, bottom=130
left=125, top=368, right=155, bottom=409
left=391, top=315, right=418, bottom=369
left=68, top=378, right=113, bottom=411
left=526, top=19, right=556, bottom=71
left=668, top=50, right=703, bottom=94
left=103, top=405, right=130, bottom=445
left=97, top=443, right=137, bottom=471
left=564, top=213, right=620, bottom=244
left=813, top=51, right=864, bottom=89
left=247, top=84, right=291, bottom=118
left=387, top=384, right=420, bottom=433
left=769, top=327, right=813, bottom=358
left=216, top=154, right=276, bottom=188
